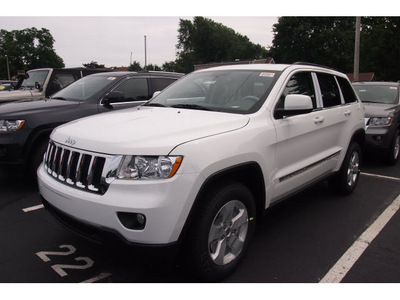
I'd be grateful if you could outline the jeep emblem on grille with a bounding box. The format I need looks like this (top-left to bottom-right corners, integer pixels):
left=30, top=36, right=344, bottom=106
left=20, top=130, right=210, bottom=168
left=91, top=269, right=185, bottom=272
left=65, top=137, right=76, bottom=146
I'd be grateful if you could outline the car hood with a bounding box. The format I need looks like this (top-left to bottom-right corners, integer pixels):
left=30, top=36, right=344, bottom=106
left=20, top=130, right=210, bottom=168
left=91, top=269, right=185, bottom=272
left=363, top=102, right=399, bottom=118
left=52, top=107, right=250, bottom=155
left=0, top=98, right=80, bottom=118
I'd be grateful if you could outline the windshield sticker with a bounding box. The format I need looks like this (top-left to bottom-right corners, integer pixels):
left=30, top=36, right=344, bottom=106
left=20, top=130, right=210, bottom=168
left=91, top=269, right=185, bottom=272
left=259, top=72, right=275, bottom=77
left=107, top=77, right=117, bottom=80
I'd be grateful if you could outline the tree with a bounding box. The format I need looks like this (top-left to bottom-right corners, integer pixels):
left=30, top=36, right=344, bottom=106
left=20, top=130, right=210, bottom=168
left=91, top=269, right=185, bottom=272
left=176, top=17, right=269, bottom=73
left=128, top=61, right=142, bottom=71
left=83, top=61, right=105, bottom=68
left=270, top=17, right=355, bottom=73
left=0, top=27, right=64, bottom=79
left=162, top=60, right=179, bottom=72
left=145, top=64, right=162, bottom=71
left=360, top=17, right=400, bottom=81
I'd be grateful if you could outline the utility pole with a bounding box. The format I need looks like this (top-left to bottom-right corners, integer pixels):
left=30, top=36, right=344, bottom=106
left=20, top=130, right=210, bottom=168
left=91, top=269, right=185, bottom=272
left=353, top=17, right=361, bottom=82
left=144, top=35, right=147, bottom=70
left=5, top=55, right=10, bottom=80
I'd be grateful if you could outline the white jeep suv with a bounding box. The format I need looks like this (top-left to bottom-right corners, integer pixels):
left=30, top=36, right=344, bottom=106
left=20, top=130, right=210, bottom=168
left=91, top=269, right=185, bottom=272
left=38, top=63, right=365, bottom=281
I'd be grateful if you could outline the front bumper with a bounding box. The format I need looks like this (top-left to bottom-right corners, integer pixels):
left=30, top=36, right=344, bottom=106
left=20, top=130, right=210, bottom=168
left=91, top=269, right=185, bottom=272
left=37, top=163, right=199, bottom=245
left=365, top=125, right=396, bottom=152
left=0, top=131, right=31, bottom=165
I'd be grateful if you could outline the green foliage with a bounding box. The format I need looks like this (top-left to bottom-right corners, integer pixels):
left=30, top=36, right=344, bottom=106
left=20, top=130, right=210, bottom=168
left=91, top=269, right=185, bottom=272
left=360, top=17, right=400, bottom=81
left=270, top=17, right=400, bottom=81
left=145, top=64, right=162, bottom=71
left=128, top=61, right=163, bottom=72
left=0, top=27, right=64, bottom=79
left=128, top=61, right=142, bottom=71
left=83, top=61, right=105, bottom=68
left=270, top=17, right=355, bottom=73
left=175, top=17, right=269, bottom=73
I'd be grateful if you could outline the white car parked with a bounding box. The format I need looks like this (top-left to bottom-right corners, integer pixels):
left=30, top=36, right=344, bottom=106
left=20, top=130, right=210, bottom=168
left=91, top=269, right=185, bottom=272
left=38, top=63, right=365, bottom=281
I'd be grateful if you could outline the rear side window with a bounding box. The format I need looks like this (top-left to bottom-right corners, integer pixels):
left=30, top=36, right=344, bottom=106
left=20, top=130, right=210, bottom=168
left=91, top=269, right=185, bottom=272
left=151, top=78, right=177, bottom=92
left=317, top=73, right=342, bottom=108
left=277, top=72, right=317, bottom=109
left=113, top=78, right=150, bottom=102
left=337, top=76, right=358, bottom=103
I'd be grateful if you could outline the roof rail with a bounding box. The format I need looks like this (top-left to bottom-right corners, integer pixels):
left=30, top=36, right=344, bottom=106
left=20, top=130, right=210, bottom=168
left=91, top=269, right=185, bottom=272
left=293, top=62, right=337, bottom=71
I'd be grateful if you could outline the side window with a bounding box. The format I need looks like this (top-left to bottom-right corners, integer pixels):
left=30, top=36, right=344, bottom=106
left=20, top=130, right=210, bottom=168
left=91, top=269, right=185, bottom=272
left=47, top=73, right=80, bottom=96
left=277, top=72, right=316, bottom=109
left=316, top=73, right=342, bottom=108
left=151, top=78, right=176, bottom=93
left=336, top=76, right=358, bottom=103
left=113, top=78, right=150, bottom=102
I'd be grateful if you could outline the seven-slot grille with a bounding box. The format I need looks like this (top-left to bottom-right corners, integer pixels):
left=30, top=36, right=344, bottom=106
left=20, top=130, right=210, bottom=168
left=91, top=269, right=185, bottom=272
left=43, top=140, right=111, bottom=194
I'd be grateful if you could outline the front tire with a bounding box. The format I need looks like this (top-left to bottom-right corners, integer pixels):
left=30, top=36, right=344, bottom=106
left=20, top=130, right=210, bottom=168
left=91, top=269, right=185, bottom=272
left=184, top=181, right=256, bottom=281
left=330, top=142, right=361, bottom=195
left=386, top=130, right=399, bottom=166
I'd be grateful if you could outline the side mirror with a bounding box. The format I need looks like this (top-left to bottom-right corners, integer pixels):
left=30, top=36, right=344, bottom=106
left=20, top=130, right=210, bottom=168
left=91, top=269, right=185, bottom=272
left=274, top=94, right=314, bottom=119
left=152, top=91, right=161, bottom=99
left=103, top=91, right=125, bottom=108
left=35, top=81, right=42, bottom=91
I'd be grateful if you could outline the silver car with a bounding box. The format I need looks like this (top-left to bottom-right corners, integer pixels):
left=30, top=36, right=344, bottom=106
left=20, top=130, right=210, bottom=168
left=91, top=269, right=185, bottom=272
left=353, top=82, right=400, bottom=165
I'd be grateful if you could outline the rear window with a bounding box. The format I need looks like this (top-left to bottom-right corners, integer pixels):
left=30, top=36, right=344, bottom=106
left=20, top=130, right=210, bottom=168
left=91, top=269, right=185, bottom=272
left=353, top=85, right=399, bottom=104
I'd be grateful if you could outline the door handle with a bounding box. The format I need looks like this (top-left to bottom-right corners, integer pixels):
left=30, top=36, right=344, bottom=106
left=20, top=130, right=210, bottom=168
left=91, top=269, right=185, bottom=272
left=313, top=116, right=325, bottom=124
left=344, top=110, right=352, bottom=117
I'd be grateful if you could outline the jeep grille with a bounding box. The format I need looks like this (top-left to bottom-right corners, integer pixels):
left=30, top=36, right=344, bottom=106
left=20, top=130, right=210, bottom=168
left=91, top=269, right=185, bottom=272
left=43, top=140, right=121, bottom=195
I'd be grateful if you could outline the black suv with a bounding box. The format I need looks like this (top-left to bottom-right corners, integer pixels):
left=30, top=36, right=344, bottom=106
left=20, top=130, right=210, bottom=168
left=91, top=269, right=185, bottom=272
left=0, top=71, right=183, bottom=175
left=353, top=81, right=400, bottom=165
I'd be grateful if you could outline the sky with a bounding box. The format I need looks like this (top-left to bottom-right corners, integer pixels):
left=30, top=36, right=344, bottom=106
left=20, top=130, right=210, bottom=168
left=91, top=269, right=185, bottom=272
left=0, top=0, right=388, bottom=69
left=0, top=16, right=278, bottom=68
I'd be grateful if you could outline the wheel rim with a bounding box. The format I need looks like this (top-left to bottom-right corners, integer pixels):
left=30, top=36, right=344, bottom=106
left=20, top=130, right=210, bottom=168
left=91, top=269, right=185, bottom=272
left=393, top=135, right=400, bottom=160
left=208, top=200, right=249, bottom=266
left=347, top=150, right=360, bottom=187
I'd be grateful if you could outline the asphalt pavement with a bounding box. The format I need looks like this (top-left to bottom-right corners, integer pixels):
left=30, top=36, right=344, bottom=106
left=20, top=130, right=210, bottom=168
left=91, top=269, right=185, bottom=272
left=0, top=155, right=399, bottom=284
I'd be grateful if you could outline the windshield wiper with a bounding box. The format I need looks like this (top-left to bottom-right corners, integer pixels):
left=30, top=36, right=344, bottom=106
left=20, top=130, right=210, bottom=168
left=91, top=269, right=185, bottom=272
left=171, top=104, right=211, bottom=111
left=144, top=102, right=166, bottom=107
left=51, top=96, right=67, bottom=100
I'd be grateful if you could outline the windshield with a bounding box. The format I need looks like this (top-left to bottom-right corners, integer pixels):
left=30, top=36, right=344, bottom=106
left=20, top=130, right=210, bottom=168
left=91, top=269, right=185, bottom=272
left=147, top=70, right=280, bottom=114
left=51, top=75, right=118, bottom=101
left=21, top=70, right=49, bottom=88
left=354, top=85, right=399, bottom=104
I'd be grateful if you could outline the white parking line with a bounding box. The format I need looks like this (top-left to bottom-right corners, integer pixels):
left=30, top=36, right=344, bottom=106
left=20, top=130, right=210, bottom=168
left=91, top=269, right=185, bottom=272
left=81, top=272, right=112, bottom=283
left=320, top=193, right=400, bottom=283
left=22, top=204, right=44, bottom=212
left=361, top=172, right=400, bottom=182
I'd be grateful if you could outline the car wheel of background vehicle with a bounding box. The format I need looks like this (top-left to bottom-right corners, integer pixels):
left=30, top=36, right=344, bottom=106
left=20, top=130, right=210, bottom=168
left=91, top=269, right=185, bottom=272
left=386, top=130, right=400, bottom=166
left=29, top=137, right=49, bottom=179
left=329, top=142, right=361, bottom=195
left=183, top=181, right=256, bottom=282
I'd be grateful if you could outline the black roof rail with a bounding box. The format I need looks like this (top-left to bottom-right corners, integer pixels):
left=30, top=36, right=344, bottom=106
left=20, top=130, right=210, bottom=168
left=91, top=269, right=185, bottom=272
left=293, top=62, right=337, bottom=71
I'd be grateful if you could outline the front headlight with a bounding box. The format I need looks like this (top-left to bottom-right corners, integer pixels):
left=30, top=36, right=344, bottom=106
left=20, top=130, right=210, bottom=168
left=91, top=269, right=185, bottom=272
left=117, top=155, right=183, bottom=180
left=0, top=120, right=25, bottom=132
left=369, top=117, right=392, bottom=127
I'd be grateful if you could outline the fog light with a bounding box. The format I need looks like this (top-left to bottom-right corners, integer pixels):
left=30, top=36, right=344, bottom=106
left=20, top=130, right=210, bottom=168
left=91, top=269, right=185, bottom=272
left=117, top=212, right=146, bottom=230
left=374, top=135, right=383, bottom=141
